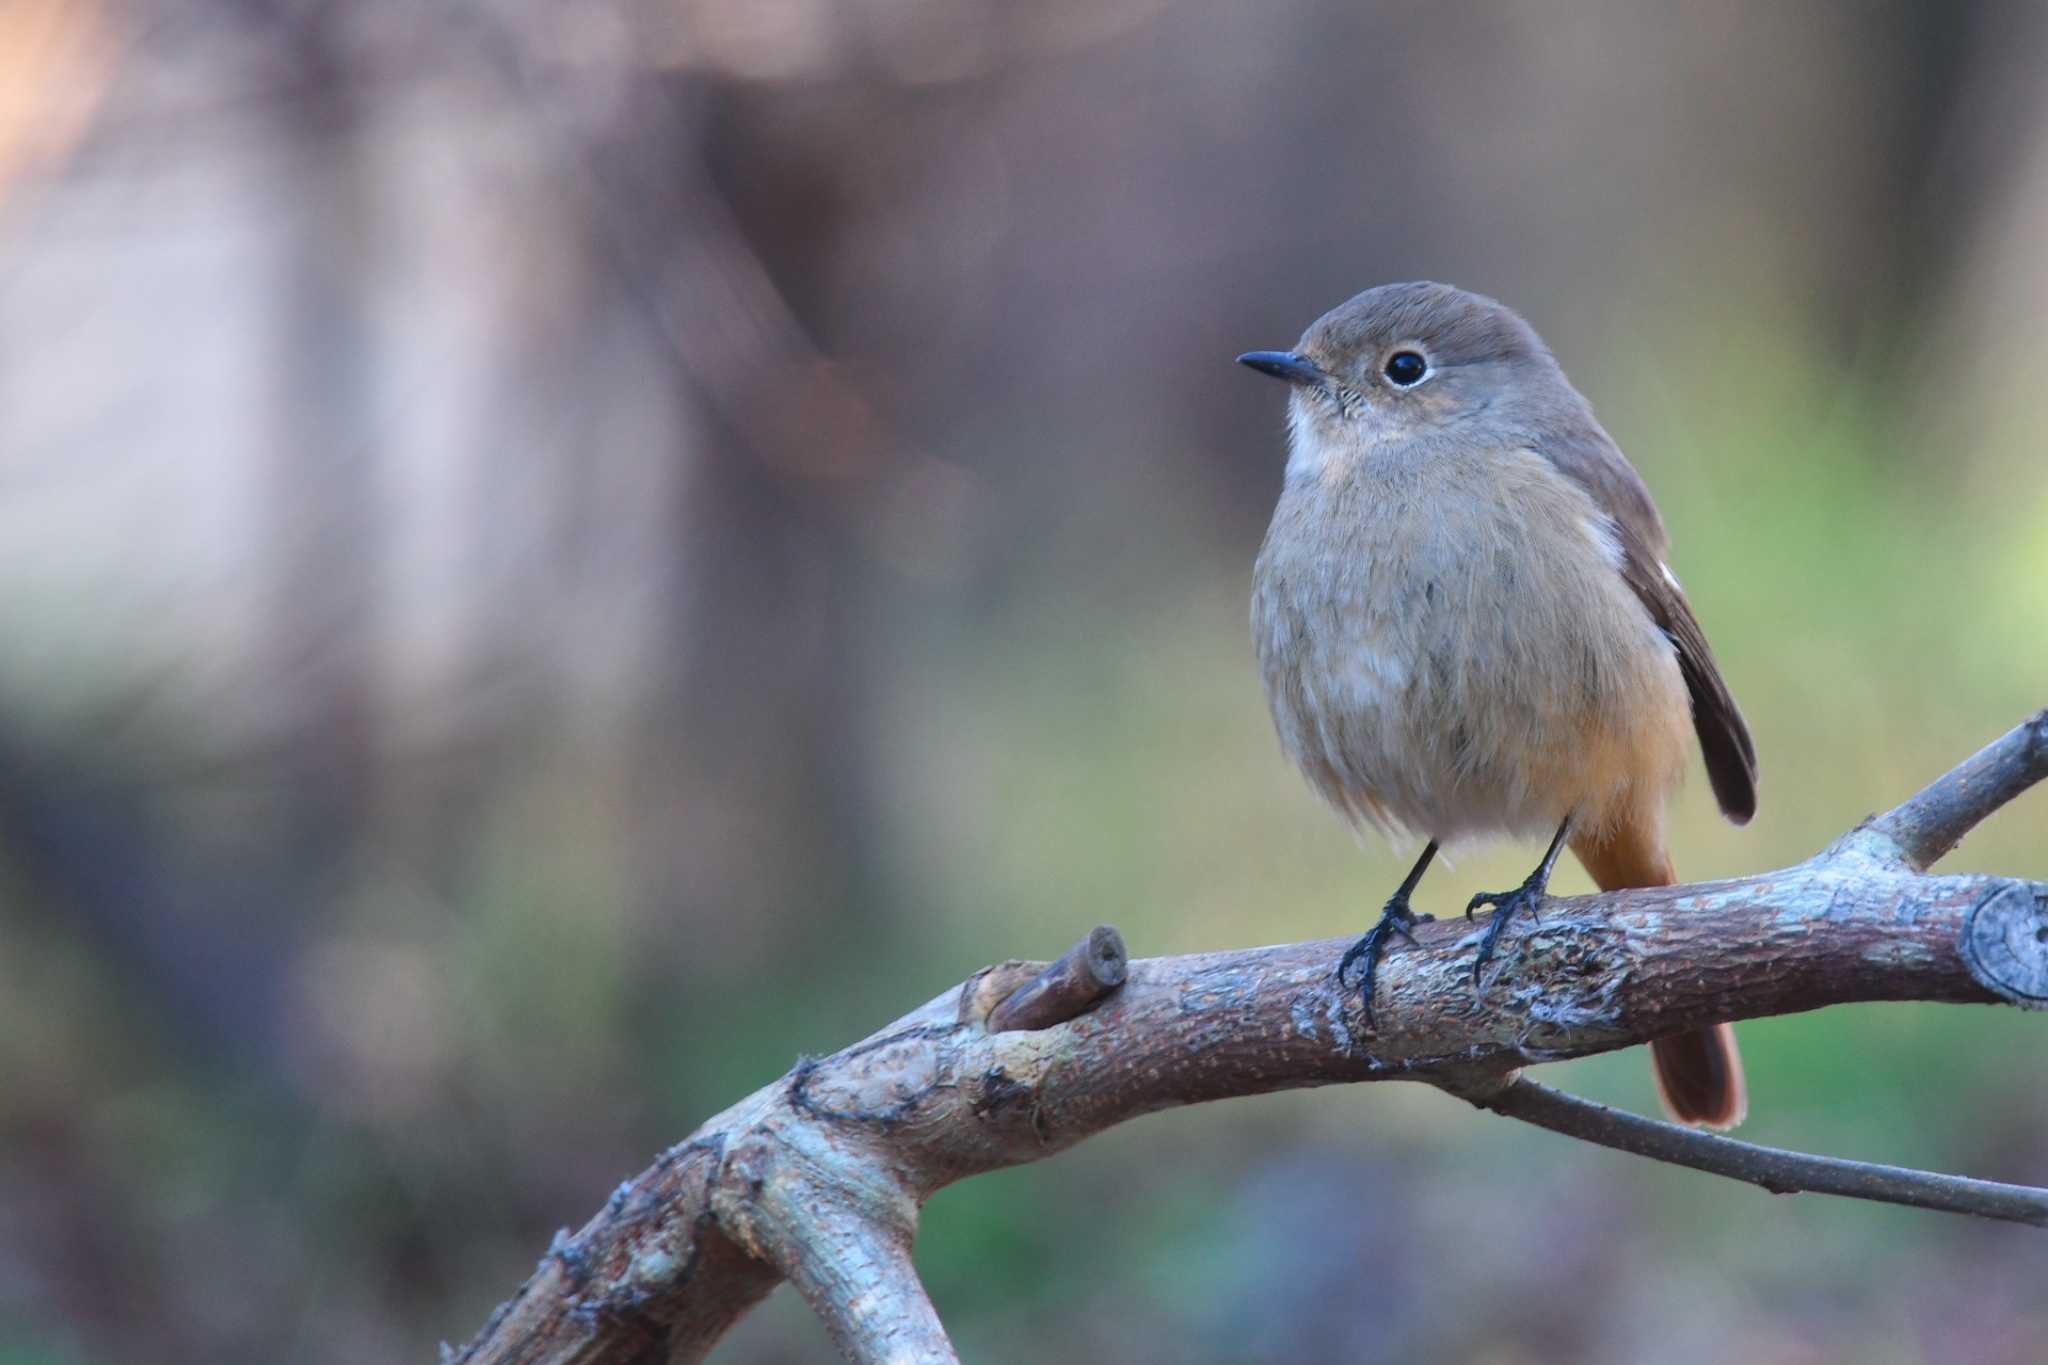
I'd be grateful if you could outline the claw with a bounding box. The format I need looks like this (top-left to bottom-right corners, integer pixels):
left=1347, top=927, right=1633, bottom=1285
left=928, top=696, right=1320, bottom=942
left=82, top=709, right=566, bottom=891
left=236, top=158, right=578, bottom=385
left=1467, top=879, right=1545, bottom=986
left=1466, top=818, right=1571, bottom=990
left=1335, top=841, right=1443, bottom=1030
left=1337, top=899, right=1425, bottom=1029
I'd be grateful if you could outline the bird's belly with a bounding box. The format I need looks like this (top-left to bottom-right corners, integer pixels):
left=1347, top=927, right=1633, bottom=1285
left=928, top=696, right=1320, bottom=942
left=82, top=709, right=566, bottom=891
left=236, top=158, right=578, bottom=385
left=1255, top=543, right=1689, bottom=845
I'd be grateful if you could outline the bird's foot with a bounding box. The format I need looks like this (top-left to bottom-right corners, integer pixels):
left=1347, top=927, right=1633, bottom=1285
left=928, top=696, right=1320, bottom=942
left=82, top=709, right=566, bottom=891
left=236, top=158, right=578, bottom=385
left=1465, top=876, right=1546, bottom=985
left=1336, top=897, right=1435, bottom=1029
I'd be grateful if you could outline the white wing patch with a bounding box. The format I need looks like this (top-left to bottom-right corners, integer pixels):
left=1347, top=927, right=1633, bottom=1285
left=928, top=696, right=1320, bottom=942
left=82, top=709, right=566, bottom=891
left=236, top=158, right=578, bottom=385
left=1580, top=514, right=1626, bottom=571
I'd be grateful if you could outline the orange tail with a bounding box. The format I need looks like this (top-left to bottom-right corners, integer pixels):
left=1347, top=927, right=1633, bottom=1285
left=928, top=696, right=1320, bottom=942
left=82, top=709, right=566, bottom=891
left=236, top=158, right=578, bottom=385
left=1571, top=818, right=1747, bottom=1130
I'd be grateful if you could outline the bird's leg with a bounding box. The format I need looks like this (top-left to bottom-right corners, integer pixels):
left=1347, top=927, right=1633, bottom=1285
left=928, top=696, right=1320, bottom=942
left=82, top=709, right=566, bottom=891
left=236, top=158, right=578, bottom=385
left=1336, top=840, right=1439, bottom=1028
left=1466, top=817, right=1572, bottom=985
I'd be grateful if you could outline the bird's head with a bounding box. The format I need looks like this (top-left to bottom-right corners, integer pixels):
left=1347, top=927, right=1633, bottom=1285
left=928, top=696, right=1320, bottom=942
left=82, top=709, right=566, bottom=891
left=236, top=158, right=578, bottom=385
left=1239, top=281, right=1564, bottom=480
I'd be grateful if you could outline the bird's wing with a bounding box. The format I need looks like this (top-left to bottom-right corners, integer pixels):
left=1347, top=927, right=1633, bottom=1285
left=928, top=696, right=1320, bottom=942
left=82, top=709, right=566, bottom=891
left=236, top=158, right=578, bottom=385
left=1537, top=428, right=1759, bottom=824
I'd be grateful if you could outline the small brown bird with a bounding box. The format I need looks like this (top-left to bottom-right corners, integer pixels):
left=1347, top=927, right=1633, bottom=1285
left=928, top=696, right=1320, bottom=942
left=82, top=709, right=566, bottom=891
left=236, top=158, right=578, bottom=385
left=1241, top=281, right=1756, bottom=1128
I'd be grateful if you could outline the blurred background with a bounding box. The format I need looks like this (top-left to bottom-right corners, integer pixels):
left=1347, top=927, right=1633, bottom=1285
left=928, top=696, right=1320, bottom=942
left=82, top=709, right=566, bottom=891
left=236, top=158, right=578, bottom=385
left=2, top=1, right=2046, bottom=1360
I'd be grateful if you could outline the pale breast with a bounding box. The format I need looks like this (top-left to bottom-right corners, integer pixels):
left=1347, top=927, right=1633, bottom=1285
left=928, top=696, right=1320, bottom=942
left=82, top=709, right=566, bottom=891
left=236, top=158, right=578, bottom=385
left=1252, top=448, right=1690, bottom=845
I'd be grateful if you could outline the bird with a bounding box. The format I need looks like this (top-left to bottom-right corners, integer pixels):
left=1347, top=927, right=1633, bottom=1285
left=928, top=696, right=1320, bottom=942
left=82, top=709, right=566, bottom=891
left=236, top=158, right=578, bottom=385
left=1239, top=281, right=1756, bottom=1129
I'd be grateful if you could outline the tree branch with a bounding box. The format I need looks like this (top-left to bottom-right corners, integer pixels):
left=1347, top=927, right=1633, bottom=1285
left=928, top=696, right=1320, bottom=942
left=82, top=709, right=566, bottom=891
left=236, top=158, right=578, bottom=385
left=1853, top=708, right=2048, bottom=870
left=452, top=714, right=2048, bottom=1364
left=1460, top=1075, right=2048, bottom=1225
left=748, top=1185, right=959, bottom=1365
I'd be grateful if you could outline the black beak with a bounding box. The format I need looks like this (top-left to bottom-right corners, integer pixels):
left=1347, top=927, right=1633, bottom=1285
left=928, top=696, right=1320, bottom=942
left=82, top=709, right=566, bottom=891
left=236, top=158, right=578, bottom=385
left=1236, top=351, right=1327, bottom=387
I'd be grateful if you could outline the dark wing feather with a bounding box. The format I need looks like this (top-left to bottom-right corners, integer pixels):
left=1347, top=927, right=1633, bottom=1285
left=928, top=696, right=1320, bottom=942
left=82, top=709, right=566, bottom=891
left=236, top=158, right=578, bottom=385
left=1619, top=553, right=1758, bottom=823
left=1537, top=425, right=1759, bottom=824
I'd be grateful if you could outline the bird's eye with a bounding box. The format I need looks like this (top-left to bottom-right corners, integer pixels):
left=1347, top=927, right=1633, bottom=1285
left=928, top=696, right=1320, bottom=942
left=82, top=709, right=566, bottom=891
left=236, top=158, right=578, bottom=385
left=1383, top=350, right=1428, bottom=387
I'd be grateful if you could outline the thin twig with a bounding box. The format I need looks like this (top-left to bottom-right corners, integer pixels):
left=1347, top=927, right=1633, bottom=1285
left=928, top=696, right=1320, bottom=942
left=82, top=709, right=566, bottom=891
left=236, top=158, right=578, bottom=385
left=1865, top=709, right=2048, bottom=871
left=1469, top=1076, right=2048, bottom=1226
